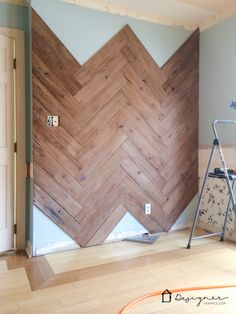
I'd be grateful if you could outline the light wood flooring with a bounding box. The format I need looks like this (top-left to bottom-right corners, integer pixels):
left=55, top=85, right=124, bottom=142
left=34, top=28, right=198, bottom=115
left=0, top=229, right=236, bottom=313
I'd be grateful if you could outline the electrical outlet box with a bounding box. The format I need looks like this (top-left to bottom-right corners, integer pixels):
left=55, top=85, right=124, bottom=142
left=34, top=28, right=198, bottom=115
left=47, top=115, right=60, bottom=127
left=230, top=101, right=236, bottom=109
left=144, top=203, right=151, bottom=215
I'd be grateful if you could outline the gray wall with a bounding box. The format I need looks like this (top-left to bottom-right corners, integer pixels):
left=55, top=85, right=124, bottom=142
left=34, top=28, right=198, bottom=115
left=200, top=15, right=236, bottom=145
left=0, top=2, right=28, bottom=29
left=199, top=15, right=236, bottom=241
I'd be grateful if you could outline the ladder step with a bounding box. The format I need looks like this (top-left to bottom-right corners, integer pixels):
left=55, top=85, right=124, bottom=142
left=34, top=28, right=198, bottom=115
left=208, top=172, right=236, bottom=181
left=192, top=232, right=223, bottom=240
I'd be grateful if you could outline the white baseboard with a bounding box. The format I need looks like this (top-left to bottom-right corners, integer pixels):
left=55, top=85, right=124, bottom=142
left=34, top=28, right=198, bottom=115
left=25, top=240, right=33, bottom=258
left=171, top=222, right=192, bottom=231
left=32, top=223, right=194, bottom=256
left=33, top=240, right=80, bottom=256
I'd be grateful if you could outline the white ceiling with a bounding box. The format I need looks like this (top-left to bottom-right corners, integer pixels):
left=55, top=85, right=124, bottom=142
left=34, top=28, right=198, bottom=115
left=63, top=0, right=236, bottom=30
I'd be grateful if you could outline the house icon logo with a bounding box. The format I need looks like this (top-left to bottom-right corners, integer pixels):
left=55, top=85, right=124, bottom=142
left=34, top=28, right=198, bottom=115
left=162, top=289, right=172, bottom=303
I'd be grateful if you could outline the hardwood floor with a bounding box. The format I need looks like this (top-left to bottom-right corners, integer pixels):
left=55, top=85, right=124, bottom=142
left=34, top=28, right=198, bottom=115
left=0, top=229, right=236, bottom=313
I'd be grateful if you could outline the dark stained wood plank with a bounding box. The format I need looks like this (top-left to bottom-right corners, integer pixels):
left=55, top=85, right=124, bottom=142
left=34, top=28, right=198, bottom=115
left=75, top=73, right=126, bottom=127
left=161, top=132, right=198, bottom=183
left=32, top=9, right=81, bottom=96
left=33, top=185, right=83, bottom=242
left=122, top=119, right=164, bottom=171
left=163, top=157, right=198, bottom=198
left=162, top=29, right=199, bottom=75
left=160, top=69, right=198, bottom=129
left=87, top=204, right=127, bottom=247
left=77, top=167, right=126, bottom=225
left=77, top=148, right=127, bottom=206
left=122, top=103, right=166, bottom=154
left=32, top=75, right=81, bottom=137
left=121, top=177, right=166, bottom=233
left=76, top=107, right=127, bottom=155
left=33, top=121, right=81, bottom=177
left=161, top=106, right=198, bottom=148
left=34, top=164, right=83, bottom=218
left=121, top=25, right=167, bottom=86
left=75, top=91, right=127, bottom=146
left=121, top=157, right=166, bottom=206
left=75, top=127, right=128, bottom=185
left=33, top=98, right=82, bottom=158
left=75, top=52, right=127, bottom=107
left=164, top=167, right=198, bottom=231
left=121, top=64, right=166, bottom=120
left=32, top=52, right=82, bottom=119
left=161, top=29, right=199, bottom=92
left=121, top=84, right=168, bottom=136
left=121, top=139, right=166, bottom=191
left=121, top=44, right=166, bottom=104
left=75, top=169, right=127, bottom=247
left=162, top=165, right=198, bottom=223
left=33, top=141, right=83, bottom=199
left=75, top=31, right=127, bottom=86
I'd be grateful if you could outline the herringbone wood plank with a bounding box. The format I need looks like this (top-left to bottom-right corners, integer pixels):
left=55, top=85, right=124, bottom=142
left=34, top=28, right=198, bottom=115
left=32, top=9, right=199, bottom=247
left=32, top=9, right=81, bottom=95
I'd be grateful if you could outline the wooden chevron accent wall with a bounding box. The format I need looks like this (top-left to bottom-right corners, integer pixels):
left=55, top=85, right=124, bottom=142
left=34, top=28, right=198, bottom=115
left=32, top=9, right=199, bottom=247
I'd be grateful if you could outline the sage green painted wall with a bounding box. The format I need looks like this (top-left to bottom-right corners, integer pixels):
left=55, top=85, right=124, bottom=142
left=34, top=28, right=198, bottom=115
left=31, top=0, right=191, bottom=67
left=200, top=15, right=236, bottom=145
left=0, top=2, right=28, bottom=29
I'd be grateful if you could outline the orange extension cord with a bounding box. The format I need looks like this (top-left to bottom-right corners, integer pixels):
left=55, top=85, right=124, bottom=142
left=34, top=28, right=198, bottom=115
left=119, top=285, right=236, bottom=314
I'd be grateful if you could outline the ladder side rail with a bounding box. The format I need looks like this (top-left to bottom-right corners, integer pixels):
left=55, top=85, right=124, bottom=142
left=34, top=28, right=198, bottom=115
left=218, top=143, right=236, bottom=209
left=221, top=180, right=235, bottom=241
left=187, top=143, right=217, bottom=249
left=213, top=120, right=236, bottom=211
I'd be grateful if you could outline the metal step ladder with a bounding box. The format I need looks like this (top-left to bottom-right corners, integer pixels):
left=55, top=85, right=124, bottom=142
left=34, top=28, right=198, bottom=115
left=187, top=120, right=236, bottom=249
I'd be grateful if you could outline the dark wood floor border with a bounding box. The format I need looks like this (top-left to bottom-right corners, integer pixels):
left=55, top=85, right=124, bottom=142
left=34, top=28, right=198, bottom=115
left=1, top=240, right=235, bottom=291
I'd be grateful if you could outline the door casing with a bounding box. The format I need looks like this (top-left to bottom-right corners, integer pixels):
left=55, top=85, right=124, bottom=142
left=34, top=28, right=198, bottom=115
left=0, top=33, right=14, bottom=252
left=0, top=27, right=26, bottom=251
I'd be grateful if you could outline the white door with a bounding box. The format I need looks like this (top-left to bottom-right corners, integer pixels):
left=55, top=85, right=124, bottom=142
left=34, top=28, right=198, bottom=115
left=0, top=34, right=14, bottom=252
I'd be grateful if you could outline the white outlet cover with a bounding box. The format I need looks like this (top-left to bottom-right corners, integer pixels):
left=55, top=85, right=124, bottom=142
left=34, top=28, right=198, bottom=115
left=144, top=203, right=151, bottom=214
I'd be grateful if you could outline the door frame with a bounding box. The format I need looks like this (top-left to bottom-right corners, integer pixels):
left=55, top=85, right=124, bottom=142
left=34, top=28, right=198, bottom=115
left=0, top=27, right=26, bottom=250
